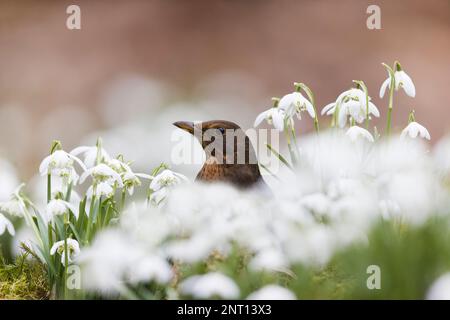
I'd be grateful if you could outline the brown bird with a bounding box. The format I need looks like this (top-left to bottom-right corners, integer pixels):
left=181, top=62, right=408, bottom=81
left=173, top=120, right=267, bottom=190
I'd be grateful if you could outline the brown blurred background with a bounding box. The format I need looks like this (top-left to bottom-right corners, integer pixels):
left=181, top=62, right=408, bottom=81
left=0, top=0, right=449, bottom=180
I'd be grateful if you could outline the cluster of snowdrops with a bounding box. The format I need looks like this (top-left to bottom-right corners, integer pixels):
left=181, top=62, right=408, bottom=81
left=2, top=61, right=450, bottom=300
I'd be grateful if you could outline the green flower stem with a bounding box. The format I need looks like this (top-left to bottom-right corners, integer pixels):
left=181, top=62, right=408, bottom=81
left=63, top=213, right=69, bottom=299
left=65, top=182, right=73, bottom=202
left=121, top=190, right=126, bottom=211
left=85, top=194, right=96, bottom=244
left=47, top=174, right=51, bottom=203
left=386, top=79, right=395, bottom=135
left=284, top=126, right=297, bottom=167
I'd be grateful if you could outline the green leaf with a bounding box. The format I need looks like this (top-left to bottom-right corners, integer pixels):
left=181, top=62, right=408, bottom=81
left=266, top=143, right=292, bottom=169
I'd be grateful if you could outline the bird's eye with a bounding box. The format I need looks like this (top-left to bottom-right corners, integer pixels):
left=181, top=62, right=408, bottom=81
left=218, top=127, right=225, bottom=134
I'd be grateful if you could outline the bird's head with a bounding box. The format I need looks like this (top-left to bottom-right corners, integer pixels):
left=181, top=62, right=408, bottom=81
left=173, top=120, right=257, bottom=165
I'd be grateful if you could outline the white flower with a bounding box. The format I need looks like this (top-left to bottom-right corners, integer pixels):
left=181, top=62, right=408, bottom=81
left=44, top=199, right=78, bottom=223
left=127, top=256, right=173, bottom=284
left=254, top=107, right=286, bottom=131
left=180, top=272, right=240, bottom=299
left=122, top=171, right=152, bottom=196
left=247, top=285, right=296, bottom=300
left=427, top=273, right=450, bottom=300
left=278, top=91, right=315, bottom=120
left=401, top=122, right=430, bottom=140
left=107, top=158, right=153, bottom=195
left=39, top=150, right=86, bottom=177
left=0, top=199, right=26, bottom=218
left=50, top=238, right=80, bottom=266
left=149, top=169, right=187, bottom=192
left=0, top=213, right=15, bottom=236
left=345, top=126, right=375, bottom=142
left=0, top=184, right=27, bottom=218
left=70, top=145, right=111, bottom=169
left=322, top=88, right=379, bottom=128
left=380, top=70, right=415, bottom=98
left=249, top=249, right=288, bottom=271
left=80, top=163, right=124, bottom=187
left=86, top=182, right=114, bottom=199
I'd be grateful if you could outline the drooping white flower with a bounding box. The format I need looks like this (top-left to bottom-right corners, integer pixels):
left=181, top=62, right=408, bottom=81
left=322, top=88, right=379, bottom=128
left=345, top=126, right=375, bottom=143
left=50, top=238, right=80, bottom=266
left=401, top=122, right=430, bottom=140
left=80, top=163, right=124, bottom=187
left=180, top=272, right=240, bottom=299
left=39, top=150, right=86, bottom=177
left=86, top=182, right=114, bottom=199
left=70, top=145, right=111, bottom=169
left=380, top=69, right=415, bottom=98
left=43, top=199, right=78, bottom=223
left=278, top=91, right=316, bottom=120
left=0, top=213, right=15, bottom=236
left=426, top=273, right=450, bottom=300
left=254, top=107, right=286, bottom=131
left=0, top=184, right=27, bottom=218
left=247, top=285, right=296, bottom=300
left=104, top=158, right=152, bottom=195
left=149, top=169, right=187, bottom=192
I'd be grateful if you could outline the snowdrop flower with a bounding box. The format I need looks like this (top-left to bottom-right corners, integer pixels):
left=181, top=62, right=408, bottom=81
left=254, top=106, right=286, bottom=131
left=123, top=171, right=152, bottom=196
left=150, top=169, right=187, bottom=191
left=380, top=62, right=415, bottom=98
left=86, top=182, right=114, bottom=199
left=149, top=169, right=188, bottom=205
left=278, top=91, right=315, bottom=120
left=180, top=272, right=240, bottom=299
left=39, top=150, right=86, bottom=177
left=43, top=199, right=78, bottom=223
left=345, top=126, right=375, bottom=142
left=0, top=213, right=15, bottom=236
left=107, top=158, right=152, bottom=195
left=50, top=238, right=80, bottom=266
left=427, top=273, right=450, bottom=300
left=80, top=163, right=124, bottom=187
left=71, top=144, right=111, bottom=169
left=322, top=88, right=379, bottom=128
left=0, top=184, right=27, bottom=218
left=247, top=285, right=296, bottom=300
left=401, top=121, right=430, bottom=140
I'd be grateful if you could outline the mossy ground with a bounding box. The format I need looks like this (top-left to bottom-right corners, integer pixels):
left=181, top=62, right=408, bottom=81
left=0, top=255, right=49, bottom=300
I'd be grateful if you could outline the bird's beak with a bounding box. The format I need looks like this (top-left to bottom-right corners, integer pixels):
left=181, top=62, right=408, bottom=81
left=173, top=121, right=195, bottom=134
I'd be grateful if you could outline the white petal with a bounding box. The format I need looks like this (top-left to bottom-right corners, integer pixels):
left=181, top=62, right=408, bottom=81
left=398, top=71, right=416, bottom=97
left=272, top=110, right=285, bottom=131
left=69, top=146, right=91, bottom=156
left=368, top=102, right=380, bottom=117
left=39, top=156, right=51, bottom=176
left=305, top=100, right=316, bottom=118
left=379, top=78, right=390, bottom=98
left=337, top=107, right=348, bottom=128
left=322, top=103, right=335, bottom=115
left=254, top=110, right=269, bottom=127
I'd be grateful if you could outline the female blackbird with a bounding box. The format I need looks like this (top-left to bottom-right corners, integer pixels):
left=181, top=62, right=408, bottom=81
left=173, top=120, right=266, bottom=189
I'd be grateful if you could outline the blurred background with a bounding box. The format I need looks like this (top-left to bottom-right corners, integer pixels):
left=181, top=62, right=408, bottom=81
left=0, top=0, right=449, bottom=191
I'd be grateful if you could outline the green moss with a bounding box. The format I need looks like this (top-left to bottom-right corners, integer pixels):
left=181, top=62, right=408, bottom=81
left=0, top=255, right=50, bottom=300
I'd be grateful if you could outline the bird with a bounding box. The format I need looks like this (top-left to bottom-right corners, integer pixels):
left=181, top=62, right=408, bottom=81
left=173, top=120, right=267, bottom=190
